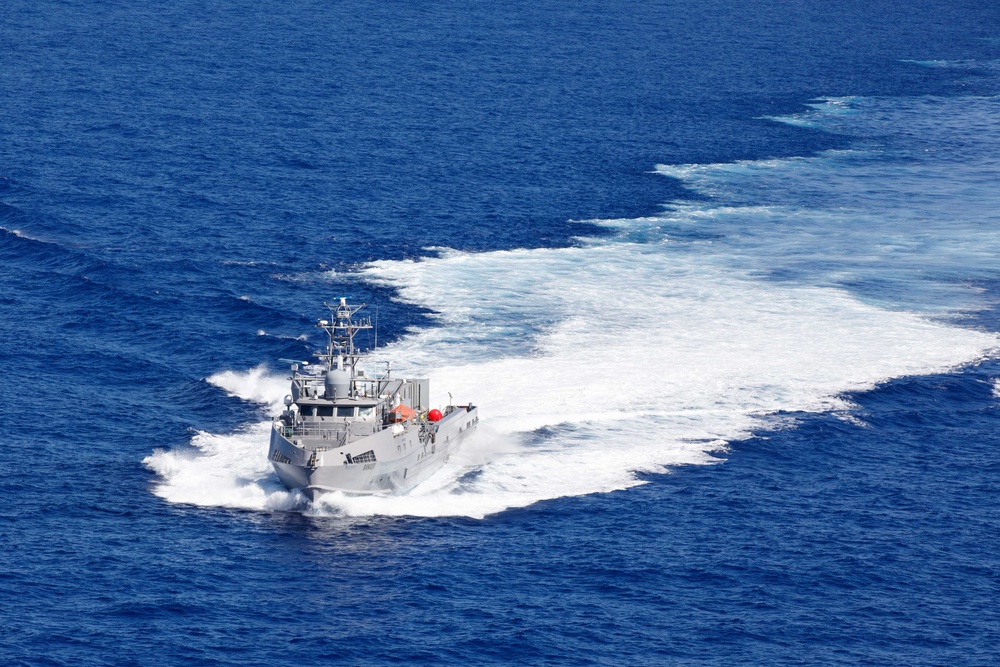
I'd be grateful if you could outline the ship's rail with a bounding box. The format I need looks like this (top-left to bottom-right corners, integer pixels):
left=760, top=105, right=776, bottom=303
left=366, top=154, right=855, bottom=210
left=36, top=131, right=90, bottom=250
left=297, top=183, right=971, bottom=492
left=275, top=423, right=350, bottom=447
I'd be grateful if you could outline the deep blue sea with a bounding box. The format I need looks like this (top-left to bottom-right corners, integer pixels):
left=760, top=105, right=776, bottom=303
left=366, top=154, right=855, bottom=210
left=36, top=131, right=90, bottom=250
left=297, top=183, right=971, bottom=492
left=3, top=1, right=1000, bottom=664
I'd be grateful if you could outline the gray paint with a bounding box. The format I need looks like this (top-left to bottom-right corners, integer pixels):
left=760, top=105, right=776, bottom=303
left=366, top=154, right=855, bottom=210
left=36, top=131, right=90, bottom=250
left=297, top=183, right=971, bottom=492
left=267, top=299, right=479, bottom=498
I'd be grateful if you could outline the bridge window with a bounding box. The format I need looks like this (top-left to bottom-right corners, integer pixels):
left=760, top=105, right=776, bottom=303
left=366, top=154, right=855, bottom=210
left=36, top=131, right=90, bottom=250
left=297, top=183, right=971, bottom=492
left=316, top=406, right=334, bottom=417
left=337, top=407, right=356, bottom=418
left=299, top=406, right=314, bottom=417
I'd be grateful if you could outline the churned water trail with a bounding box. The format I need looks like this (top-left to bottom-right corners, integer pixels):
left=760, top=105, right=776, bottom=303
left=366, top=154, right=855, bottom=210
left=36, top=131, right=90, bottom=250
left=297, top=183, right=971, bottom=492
left=146, top=93, right=1000, bottom=518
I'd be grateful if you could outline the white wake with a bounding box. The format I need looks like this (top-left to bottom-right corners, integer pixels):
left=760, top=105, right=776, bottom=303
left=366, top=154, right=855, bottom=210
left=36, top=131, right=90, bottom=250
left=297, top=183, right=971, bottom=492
left=145, top=94, right=1000, bottom=519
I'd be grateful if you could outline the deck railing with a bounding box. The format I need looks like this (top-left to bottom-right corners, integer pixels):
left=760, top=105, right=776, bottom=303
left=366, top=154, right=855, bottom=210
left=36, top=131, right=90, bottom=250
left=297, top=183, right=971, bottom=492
left=276, top=423, right=349, bottom=447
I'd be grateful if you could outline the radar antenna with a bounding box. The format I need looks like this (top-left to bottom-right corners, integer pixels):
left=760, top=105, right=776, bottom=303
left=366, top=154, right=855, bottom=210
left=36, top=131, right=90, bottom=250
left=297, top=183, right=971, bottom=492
left=316, top=297, right=373, bottom=376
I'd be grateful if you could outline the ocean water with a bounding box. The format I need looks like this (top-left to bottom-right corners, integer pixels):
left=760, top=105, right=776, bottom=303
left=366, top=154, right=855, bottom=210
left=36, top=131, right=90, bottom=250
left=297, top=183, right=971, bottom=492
left=3, top=1, right=1000, bottom=664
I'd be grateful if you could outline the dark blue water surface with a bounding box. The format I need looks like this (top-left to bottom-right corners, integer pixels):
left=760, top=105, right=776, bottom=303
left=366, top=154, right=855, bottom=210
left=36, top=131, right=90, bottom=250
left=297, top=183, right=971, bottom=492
left=3, top=1, right=1000, bottom=664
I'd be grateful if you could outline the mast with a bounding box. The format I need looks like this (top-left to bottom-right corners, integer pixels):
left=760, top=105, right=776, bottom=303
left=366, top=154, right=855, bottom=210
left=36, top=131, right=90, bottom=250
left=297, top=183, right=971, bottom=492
left=316, top=297, right=373, bottom=375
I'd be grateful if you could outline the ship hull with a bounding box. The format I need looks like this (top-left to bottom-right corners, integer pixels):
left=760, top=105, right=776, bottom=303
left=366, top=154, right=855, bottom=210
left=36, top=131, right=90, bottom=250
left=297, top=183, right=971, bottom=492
left=269, top=406, right=479, bottom=498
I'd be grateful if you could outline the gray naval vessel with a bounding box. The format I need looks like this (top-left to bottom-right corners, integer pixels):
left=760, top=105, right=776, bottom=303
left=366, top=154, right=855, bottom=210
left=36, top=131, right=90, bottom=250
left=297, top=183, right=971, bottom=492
left=268, top=298, right=479, bottom=499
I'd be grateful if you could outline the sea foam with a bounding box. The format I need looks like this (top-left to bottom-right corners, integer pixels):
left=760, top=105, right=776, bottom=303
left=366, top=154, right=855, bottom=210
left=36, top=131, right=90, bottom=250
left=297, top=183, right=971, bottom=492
left=146, top=94, right=1000, bottom=518
left=145, top=244, right=996, bottom=518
